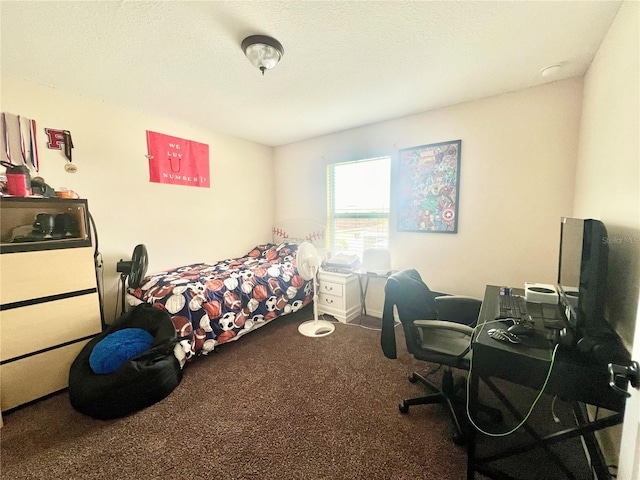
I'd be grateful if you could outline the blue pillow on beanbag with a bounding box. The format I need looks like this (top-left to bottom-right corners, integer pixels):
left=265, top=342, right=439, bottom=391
left=89, top=328, right=155, bottom=374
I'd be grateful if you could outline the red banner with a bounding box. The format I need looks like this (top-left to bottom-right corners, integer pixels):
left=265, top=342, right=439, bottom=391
left=147, top=131, right=210, bottom=188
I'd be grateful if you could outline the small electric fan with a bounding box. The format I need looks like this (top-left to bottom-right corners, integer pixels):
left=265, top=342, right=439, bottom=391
left=116, top=244, right=149, bottom=315
left=296, top=242, right=335, bottom=337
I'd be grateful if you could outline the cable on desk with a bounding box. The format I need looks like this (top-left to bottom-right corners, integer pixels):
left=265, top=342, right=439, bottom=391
left=465, top=330, right=560, bottom=437
left=469, top=319, right=504, bottom=345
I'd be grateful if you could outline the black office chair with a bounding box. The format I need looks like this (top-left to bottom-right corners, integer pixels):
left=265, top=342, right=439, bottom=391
left=380, top=268, right=501, bottom=445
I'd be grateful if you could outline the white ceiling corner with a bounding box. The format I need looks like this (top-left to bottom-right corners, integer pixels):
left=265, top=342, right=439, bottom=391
left=0, top=1, right=623, bottom=147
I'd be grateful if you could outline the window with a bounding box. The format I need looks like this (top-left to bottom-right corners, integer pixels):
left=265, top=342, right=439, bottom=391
left=327, top=156, right=391, bottom=256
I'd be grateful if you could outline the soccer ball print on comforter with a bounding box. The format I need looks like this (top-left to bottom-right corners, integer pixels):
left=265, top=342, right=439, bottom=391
left=129, top=242, right=313, bottom=361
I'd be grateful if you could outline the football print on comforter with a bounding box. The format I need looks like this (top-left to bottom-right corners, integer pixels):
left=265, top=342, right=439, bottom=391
left=130, top=243, right=312, bottom=360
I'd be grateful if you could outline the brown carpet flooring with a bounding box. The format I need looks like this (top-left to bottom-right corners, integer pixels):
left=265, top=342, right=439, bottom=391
left=1, top=307, right=591, bottom=479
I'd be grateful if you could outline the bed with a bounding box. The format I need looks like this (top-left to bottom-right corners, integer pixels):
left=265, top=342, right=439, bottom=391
left=126, top=221, right=326, bottom=365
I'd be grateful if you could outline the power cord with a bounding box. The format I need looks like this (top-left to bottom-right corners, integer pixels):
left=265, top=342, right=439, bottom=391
left=114, top=275, right=122, bottom=323
left=466, top=316, right=560, bottom=437
left=320, top=314, right=386, bottom=332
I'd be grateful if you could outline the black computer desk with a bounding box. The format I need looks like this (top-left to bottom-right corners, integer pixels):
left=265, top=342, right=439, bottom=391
left=466, top=285, right=628, bottom=480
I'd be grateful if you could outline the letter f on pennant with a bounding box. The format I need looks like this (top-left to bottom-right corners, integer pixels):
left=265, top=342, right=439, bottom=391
left=44, top=128, right=66, bottom=150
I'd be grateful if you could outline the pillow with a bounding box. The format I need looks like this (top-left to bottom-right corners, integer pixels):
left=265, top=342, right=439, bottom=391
left=89, top=328, right=155, bottom=374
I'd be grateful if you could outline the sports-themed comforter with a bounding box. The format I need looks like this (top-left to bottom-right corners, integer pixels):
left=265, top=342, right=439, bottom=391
left=128, top=243, right=312, bottom=362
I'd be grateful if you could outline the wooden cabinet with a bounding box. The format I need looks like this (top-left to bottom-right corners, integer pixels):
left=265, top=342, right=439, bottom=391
left=0, top=197, right=103, bottom=413
left=317, top=270, right=361, bottom=323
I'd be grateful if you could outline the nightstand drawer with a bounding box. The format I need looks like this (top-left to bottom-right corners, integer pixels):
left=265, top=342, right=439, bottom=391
left=1, top=292, right=102, bottom=361
left=318, top=280, right=344, bottom=298
left=319, top=291, right=346, bottom=310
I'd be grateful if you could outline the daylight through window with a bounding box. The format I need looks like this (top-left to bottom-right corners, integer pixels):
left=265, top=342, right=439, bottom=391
left=327, top=156, right=391, bottom=256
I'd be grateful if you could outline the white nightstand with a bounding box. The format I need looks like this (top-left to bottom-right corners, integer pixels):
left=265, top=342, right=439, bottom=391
left=316, top=270, right=361, bottom=323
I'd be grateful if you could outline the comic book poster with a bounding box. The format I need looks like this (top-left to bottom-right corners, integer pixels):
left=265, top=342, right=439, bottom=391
left=397, top=140, right=461, bottom=233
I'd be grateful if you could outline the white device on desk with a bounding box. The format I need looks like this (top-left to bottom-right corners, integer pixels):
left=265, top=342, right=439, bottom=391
left=524, top=282, right=559, bottom=304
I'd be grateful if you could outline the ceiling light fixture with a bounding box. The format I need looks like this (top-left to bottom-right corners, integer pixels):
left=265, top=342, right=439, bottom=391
left=241, top=35, right=284, bottom=75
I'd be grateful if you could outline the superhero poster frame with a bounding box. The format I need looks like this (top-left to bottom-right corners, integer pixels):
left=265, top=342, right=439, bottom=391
left=396, top=139, right=461, bottom=233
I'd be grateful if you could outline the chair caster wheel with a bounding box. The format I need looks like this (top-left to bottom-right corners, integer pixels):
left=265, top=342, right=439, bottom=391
left=399, top=401, right=409, bottom=414
left=408, top=373, right=418, bottom=383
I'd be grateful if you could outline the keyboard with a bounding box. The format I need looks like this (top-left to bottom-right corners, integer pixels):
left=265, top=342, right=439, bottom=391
left=498, top=294, right=528, bottom=320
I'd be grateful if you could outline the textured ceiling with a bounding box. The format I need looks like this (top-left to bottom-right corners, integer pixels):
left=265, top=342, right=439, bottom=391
left=1, top=1, right=622, bottom=147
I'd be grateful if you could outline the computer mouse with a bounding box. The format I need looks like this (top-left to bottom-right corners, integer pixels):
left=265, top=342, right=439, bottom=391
left=487, top=328, right=521, bottom=344
left=507, top=323, right=534, bottom=336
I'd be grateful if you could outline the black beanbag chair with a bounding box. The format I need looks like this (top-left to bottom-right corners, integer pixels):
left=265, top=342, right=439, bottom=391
left=69, top=303, right=183, bottom=420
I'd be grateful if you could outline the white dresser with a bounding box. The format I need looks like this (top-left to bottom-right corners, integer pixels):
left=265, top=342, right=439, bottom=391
left=0, top=198, right=103, bottom=414
left=316, top=270, right=361, bottom=323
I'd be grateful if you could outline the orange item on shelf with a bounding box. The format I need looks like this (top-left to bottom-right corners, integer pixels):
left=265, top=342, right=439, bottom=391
left=54, top=190, right=79, bottom=199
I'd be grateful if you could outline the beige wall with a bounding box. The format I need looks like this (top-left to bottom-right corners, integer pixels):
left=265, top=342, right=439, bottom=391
left=275, top=79, right=584, bottom=316
left=1, top=78, right=275, bottom=323
left=2, top=1, right=636, bottom=339
left=574, top=0, right=640, bottom=466
left=3, top=8, right=635, bottom=331
left=575, top=0, right=640, bottom=347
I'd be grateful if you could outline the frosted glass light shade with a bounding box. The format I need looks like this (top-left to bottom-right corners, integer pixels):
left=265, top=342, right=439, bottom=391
left=242, top=35, right=284, bottom=74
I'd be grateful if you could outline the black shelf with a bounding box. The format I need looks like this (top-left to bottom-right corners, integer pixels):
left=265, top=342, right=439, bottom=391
left=0, top=197, right=91, bottom=254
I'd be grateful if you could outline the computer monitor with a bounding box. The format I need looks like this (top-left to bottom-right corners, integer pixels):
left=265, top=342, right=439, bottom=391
left=557, top=217, right=610, bottom=338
